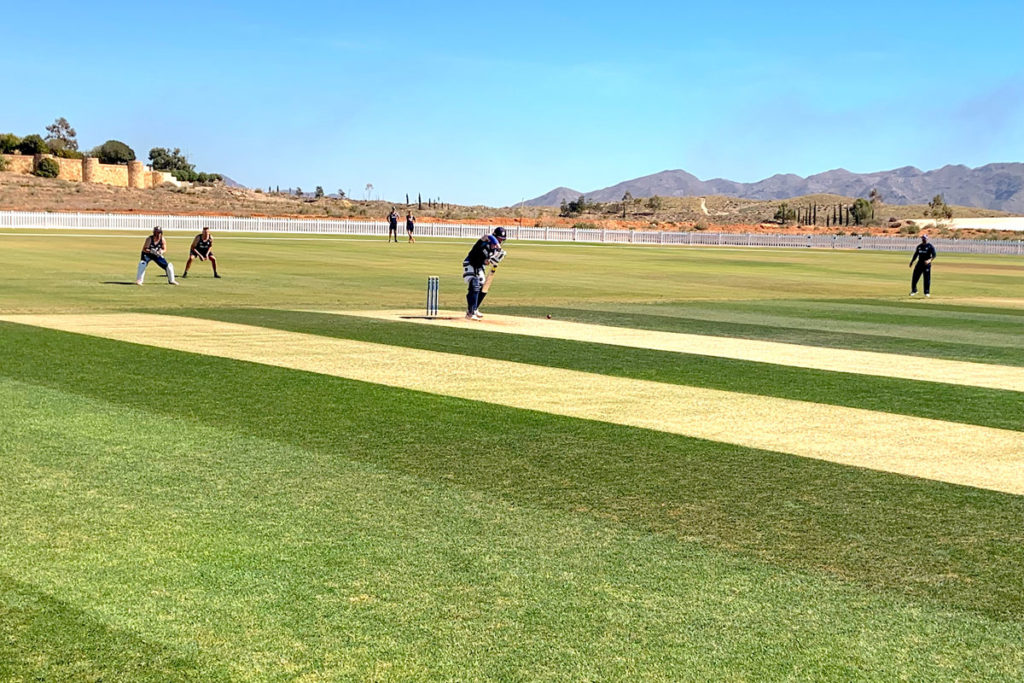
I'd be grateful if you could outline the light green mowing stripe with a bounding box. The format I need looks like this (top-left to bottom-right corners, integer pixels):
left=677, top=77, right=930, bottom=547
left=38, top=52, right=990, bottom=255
left=336, top=309, right=1024, bottom=393
left=2, top=312, right=1022, bottom=495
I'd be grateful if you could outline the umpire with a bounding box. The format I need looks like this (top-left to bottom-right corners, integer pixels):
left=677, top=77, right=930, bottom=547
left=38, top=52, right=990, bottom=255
left=909, top=234, right=936, bottom=297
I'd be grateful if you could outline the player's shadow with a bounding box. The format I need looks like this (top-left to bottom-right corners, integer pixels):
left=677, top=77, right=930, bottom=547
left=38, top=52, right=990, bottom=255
left=102, top=281, right=139, bottom=286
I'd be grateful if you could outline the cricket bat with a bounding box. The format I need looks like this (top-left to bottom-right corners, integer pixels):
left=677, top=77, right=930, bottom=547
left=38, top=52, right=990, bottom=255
left=481, top=263, right=499, bottom=293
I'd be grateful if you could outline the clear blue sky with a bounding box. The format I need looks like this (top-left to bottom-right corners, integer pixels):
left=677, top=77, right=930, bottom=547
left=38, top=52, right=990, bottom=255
left=4, top=1, right=1023, bottom=206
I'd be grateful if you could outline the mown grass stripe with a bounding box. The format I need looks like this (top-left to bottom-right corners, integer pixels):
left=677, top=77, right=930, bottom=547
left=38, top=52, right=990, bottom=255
left=3, top=326, right=1024, bottom=623
left=337, top=310, right=1024, bottom=393
left=5, top=379, right=1024, bottom=679
left=171, top=308, right=1023, bottom=432
left=3, top=313, right=1022, bottom=495
left=501, top=305, right=1024, bottom=367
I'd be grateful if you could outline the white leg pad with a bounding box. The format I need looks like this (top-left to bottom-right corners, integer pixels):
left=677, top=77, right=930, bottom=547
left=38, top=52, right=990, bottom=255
left=166, top=262, right=176, bottom=283
left=136, top=260, right=147, bottom=283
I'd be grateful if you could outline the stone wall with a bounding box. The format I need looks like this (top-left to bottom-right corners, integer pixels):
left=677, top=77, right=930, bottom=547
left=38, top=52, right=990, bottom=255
left=1, top=154, right=35, bottom=174
left=55, top=156, right=83, bottom=181
left=90, top=162, right=128, bottom=186
left=1, top=153, right=177, bottom=188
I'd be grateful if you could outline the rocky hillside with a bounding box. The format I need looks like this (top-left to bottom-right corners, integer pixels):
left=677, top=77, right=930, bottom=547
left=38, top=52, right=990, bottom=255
left=526, top=163, right=1024, bottom=213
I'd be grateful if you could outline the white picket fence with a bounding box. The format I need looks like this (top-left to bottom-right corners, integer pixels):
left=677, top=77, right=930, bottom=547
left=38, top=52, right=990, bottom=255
left=2, top=210, right=1022, bottom=256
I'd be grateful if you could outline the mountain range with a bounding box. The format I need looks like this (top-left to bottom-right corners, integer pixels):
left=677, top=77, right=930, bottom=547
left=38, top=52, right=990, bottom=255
left=523, top=163, right=1024, bottom=213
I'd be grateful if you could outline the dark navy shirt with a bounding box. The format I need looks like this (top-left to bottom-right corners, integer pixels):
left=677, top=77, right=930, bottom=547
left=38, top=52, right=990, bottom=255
left=911, top=242, right=936, bottom=266
left=195, top=235, right=212, bottom=253
left=463, top=236, right=500, bottom=270
left=142, top=236, right=164, bottom=258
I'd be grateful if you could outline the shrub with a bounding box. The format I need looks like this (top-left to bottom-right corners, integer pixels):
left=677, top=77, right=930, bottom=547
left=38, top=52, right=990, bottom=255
left=17, top=134, right=48, bottom=155
left=96, top=139, right=135, bottom=165
left=53, top=146, right=84, bottom=159
left=0, top=156, right=7, bottom=172
left=33, top=157, right=60, bottom=178
left=0, top=133, right=21, bottom=153
left=572, top=222, right=599, bottom=230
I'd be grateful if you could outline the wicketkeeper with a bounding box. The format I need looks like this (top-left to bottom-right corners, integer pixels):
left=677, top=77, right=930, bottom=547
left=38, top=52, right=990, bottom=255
left=136, top=226, right=178, bottom=285
left=462, top=226, right=506, bottom=320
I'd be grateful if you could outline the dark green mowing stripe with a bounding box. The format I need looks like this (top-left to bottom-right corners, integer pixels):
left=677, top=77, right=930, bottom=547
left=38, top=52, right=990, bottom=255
left=0, top=575, right=226, bottom=682
left=2, top=322, right=1023, bottom=622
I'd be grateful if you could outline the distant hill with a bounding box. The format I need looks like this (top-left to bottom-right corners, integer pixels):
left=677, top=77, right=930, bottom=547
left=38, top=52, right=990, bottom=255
left=524, top=163, right=1024, bottom=213
left=220, top=175, right=245, bottom=189
left=518, top=186, right=582, bottom=207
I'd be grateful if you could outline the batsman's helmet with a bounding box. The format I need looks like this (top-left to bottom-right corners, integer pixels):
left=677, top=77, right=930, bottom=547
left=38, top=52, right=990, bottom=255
left=493, top=226, right=507, bottom=241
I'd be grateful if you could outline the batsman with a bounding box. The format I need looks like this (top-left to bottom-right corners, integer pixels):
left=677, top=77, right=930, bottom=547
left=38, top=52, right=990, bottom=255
left=462, top=226, right=507, bottom=320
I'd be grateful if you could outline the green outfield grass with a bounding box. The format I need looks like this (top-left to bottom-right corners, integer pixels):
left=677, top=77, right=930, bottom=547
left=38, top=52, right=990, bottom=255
left=1, top=229, right=1022, bottom=680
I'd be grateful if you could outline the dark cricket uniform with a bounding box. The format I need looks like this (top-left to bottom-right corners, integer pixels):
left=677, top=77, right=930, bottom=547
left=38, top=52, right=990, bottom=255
left=387, top=212, right=399, bottom=240
left=141, top=237, right=169, bottom=270
left=192, top=235, right=213, bottom=257
left=462, top=235, right=502, bottom=314
left=910, top=241, right=937, bottom=295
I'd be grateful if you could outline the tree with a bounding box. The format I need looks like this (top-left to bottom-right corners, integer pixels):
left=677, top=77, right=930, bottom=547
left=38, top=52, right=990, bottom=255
left=337, top=188, right=346, bottom=199
left=364, top=183, right=373, bottom=200
left=646, top=195, right=663, bottom=213
left=868, top=188, right=882, bottom=206
left=774, top=202, right=796, bottom=224
left=851, top=198, right=872, bottom=225
left=560, top=195, right=588, bottom=217
left=927, top=194, right=953, bottom=219
left=418, top=193, right=422, bottom=210
left=621, top=191, right=633, bottom=218
left=315, top=186, right=324, bottom=199
left=295, top=187, right=303, bottom=197
left=149, top=147, right=193, bottom=173
left=0, top=133, right=21, bottom=153
left=405, top=193, right=409, bottom=205
left=44, top=117, right=78, bottom=151
left=17, top=134, right=48, bottom=155
left=96, top=140, right=135, bottom=164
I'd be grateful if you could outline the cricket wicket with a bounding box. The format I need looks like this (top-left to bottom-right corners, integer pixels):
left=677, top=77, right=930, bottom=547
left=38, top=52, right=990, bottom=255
left=426, top=276, right=439, bottom=317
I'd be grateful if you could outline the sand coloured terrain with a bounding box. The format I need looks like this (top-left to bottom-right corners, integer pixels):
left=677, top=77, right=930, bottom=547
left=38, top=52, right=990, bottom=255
left=3, top=313, right=1022, bottom=494
left=333, top=310, right=1024, bottom=393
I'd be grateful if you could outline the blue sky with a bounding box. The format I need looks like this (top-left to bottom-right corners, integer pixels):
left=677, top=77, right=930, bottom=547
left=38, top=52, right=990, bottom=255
left=5, top=1, right=1023, bottom=205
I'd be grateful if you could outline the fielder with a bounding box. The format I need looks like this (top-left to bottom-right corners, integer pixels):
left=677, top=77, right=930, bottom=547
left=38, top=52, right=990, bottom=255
left=182, top=226, right=221, bottom=278
left=909, top=234, right=936, bottom=297
left=462, top=226, right=506, bottom=320
left=136, top=226, right=178, bottom=285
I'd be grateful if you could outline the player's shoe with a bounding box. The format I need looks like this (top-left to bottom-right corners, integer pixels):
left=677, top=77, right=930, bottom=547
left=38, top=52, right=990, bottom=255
left=910, top=291, right=916, bottom=296
left=180, top=272, right=188, bottom=278
left=471, top=311, right=484, bottom=320
left=168, top=280, right=179, bottom=286
left=135, top=281, right=143, bottom=286
left=214, top=274, right=221, bottom=278
left=925, top=293, right=930, bottom=297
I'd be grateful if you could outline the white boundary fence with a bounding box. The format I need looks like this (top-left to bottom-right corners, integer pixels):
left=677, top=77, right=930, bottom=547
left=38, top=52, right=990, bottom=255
left=2, top=211, right=1022, bottom=256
